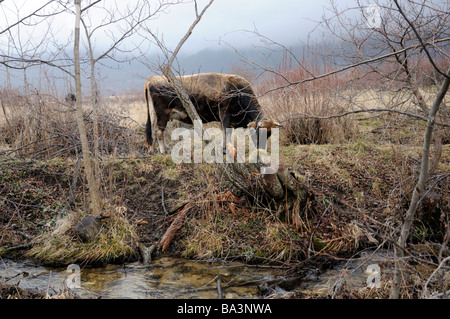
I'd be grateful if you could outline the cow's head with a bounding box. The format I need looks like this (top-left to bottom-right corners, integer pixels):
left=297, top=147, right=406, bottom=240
left=247, top=119, right=282, bottom=150
left=247, top=119, right=283, bottom=131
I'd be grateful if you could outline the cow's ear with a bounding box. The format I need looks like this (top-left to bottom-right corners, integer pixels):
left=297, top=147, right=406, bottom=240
left=267, top=120, right=283, bottom=129
left=273, top=121, right=283, bottom=128
left=258, top=120, right=269, bottom=128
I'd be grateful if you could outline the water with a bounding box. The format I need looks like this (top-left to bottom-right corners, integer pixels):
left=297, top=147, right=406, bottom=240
left=0, top=256, right=294, bottom=299
left=1, top=251, right=390, bottom=298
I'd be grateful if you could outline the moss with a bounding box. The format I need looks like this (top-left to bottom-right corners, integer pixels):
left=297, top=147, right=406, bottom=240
left=353, top=141, right=367, bottom=154
left=27, top=211, right=137, bottom=266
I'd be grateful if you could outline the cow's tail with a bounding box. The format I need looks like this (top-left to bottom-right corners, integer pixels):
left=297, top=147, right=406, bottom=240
left=144, top=85, right=153, bottom=147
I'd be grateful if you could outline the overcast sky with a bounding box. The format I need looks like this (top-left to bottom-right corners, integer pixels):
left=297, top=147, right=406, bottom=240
left=152, top=0, right=336, bottom=53
left=1, top=0, right=364, bottom=93
left=0, top=0, right=358, bottom=55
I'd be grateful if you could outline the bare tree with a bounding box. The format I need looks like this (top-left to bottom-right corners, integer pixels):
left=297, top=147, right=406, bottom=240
left=228, top=0, right=449, bottom=298
left=73, top=0, right=101, bottom=216
left=389, top=0, right=450, bottom=299
left=78, top=0, right=174, bottom=188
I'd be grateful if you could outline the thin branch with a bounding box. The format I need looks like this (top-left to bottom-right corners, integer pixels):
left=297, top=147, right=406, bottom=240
left=165, top=0, right=214, bottom=68
left=393, top=0, right=449, bottom=79
left=422, top=256, right=450, bottom=298
left=260, top=37, right=450, bottom=95
left=0, top=1, right=54, bottom=35
left=81, top=0, right=102, bottom=13
left=281, top=108, right=450, bottom=128
left=161, top=186, right=169, bottom=216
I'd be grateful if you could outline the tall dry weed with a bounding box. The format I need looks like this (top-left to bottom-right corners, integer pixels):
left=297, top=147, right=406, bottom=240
left=0, top=88, right=146, bottom=159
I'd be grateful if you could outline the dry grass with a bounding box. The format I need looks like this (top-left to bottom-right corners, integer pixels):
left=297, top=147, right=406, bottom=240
left=27, top=208, right=137, bottom=266
left=0, top=89, right=147, bottom=159
left=1, top=53, right=449, bottom=299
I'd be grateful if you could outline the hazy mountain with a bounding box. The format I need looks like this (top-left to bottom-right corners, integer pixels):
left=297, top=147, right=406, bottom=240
left=98, top=45, right=301, bottom=95
left=2, top=44, right=308, bottom=96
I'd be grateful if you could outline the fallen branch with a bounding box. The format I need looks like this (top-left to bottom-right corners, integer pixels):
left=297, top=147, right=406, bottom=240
left=3, top=242, right=34, bottom=252
left=158, top=201, right=194, bottom=252
left=117, top=115, right=145, bottom=129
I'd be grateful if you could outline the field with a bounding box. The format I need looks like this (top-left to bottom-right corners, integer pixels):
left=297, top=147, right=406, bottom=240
left=1, top=76, right=449, bottom=299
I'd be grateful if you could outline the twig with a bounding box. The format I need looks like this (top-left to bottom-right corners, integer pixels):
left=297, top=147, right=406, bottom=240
left=393, top=0, right=449, bottom=79
left=165, top=0, right=215, bottom=69
left=161, top=186, right=169, bottom=216
left=57, top=156, right=82, bottom=220
left=117, top=115, right=145, bottom=129
left=280, top=108, right=450, bottom=128
left=308, top=203, right=332, bottom=258
left=422, top=256, right=450, bottom=298
left=257, top=37, right=450, bottom=95
left=216, top=274, right=223, bottom=299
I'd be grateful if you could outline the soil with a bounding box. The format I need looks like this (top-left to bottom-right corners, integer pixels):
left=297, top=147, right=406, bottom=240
left=0, top=157, right=200, bottom=259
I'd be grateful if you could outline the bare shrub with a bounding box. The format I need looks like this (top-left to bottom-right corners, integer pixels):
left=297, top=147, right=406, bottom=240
left=258, top=47, right=358, bottom=145
left=0, top=88, right=146, bottom=159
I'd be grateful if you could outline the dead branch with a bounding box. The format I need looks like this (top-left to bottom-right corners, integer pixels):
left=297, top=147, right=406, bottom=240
left=157, top=0, right=215, bottom=138
left=261, top=37, right=450, bottom=96
left=158, top=201, right=193, bottom=252
left=282, top=108, right=450, bottom=128
left=161, top=186, right=169, bottom=216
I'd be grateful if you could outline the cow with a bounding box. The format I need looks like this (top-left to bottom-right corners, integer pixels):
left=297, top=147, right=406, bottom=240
left=144, top=72, right=280, bottom=154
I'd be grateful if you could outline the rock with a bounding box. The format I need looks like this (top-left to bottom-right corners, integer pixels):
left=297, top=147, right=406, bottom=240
left=74, top=216, right=102, bottom=242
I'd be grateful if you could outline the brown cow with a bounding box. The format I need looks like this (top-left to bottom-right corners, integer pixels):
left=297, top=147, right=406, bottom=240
left=144, top=73, right=278, bottom=154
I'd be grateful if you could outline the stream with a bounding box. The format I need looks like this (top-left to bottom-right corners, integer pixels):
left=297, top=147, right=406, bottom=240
left=0, top=251, right=390, bottom=298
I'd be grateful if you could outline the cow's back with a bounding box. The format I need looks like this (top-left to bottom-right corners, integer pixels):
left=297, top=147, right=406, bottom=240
left=145, top=72, right=263, bottom=124
left=145, top=73, right=253, bottom=98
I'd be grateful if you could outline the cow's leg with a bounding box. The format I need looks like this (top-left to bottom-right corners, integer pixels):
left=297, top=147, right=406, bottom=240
left=156, top=115, right=169, bottom=154
left=221, top=112, right=231, bottom=154
left=156, top=128, right=166, bottom=154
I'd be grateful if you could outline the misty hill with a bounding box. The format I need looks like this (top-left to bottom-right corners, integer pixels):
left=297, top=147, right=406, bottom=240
left=2, top=43, right=312, bottom=96
left=98, top=45, right=298, bottom=95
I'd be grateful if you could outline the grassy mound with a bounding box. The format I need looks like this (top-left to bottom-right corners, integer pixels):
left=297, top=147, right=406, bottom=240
left=26, top=209, right=137, bottom=266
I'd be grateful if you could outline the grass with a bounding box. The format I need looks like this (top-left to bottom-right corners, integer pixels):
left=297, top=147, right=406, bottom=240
left=2, top=110, right=447, bottom=268
left=26, top=209, right=137, bottom=266
left=1, top=76, right=449, bottom=299
left=181, top=205, right=306, bottom=263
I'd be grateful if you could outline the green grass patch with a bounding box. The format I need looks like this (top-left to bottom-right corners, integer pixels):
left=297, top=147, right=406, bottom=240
left=27, top=211, right=137, bottom=266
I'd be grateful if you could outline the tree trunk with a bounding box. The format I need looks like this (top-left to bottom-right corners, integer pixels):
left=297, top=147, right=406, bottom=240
left=74, top=0, right=101, bottom=216
left=390, top=67, right=450, bottom=299
left=88, top=36, right=101, bottom=192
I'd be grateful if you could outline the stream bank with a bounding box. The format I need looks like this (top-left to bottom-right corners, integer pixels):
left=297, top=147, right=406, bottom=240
left=1, top=249, right=393, bottom=299
left=1, top=142, right=449, bottom=298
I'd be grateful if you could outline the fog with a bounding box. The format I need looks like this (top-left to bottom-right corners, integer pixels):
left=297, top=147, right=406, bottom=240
left=0, top=0, right=359, bottom=94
